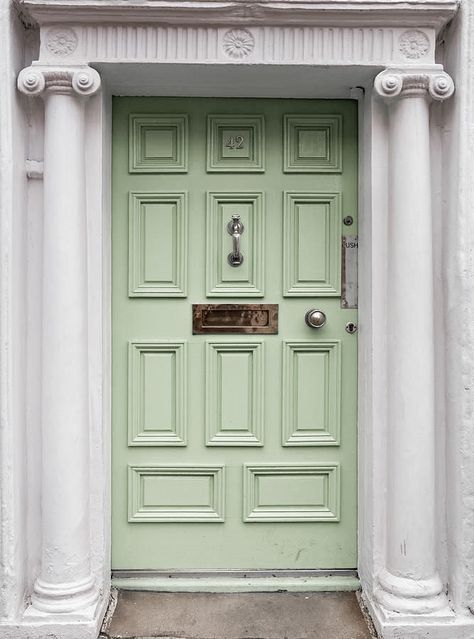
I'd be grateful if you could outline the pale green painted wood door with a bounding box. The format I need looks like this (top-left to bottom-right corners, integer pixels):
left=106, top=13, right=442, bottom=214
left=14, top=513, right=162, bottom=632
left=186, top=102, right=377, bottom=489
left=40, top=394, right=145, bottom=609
left=112, top=97, right=358, bottom=570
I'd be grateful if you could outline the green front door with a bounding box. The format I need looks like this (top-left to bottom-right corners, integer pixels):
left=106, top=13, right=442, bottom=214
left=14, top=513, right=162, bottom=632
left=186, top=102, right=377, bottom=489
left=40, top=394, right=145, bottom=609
left=112, top=97, right=358, bottom=570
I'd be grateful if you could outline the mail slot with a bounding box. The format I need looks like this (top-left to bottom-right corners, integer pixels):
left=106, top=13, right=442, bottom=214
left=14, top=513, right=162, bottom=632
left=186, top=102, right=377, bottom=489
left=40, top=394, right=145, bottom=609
left=192, top=304, right=278, bottom=334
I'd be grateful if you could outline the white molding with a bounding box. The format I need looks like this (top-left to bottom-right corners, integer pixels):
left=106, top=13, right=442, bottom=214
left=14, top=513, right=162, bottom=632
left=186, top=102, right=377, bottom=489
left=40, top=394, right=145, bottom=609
left=18, top=0, right=458, bottom=31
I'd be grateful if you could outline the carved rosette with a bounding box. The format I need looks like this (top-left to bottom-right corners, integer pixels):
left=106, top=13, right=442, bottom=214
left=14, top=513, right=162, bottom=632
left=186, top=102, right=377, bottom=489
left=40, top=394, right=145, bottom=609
left=17, top=66, right=101, bottom=98
left=398, top=30, right=430, bottom=60
left=222, top=29, right=255, bottom=59
left=374, top=69, right=454, bottom=102
left=46, top=28, right=78, bottom=56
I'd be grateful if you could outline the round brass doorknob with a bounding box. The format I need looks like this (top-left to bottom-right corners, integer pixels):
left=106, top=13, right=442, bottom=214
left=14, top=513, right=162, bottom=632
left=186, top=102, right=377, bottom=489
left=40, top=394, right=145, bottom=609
left=305, top=309, right=327, bottom=329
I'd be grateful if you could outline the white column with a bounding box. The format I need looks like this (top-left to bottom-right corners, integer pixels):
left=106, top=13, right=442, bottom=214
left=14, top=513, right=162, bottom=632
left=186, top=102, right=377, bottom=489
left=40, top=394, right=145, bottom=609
left=18, top=66, right=101, bottom=614
left=374, top=69, right=454, bottom=615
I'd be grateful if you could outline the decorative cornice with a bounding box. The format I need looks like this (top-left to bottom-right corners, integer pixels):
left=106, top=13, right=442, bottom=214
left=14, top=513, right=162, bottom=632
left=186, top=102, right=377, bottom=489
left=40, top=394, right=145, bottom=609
left=16, top=0, right=459, bottom=32
left=17, top=65, right=101, bottom=97
left=374, top=68, right=454, bottom=101
left=35, top=25, right=439, bottom=67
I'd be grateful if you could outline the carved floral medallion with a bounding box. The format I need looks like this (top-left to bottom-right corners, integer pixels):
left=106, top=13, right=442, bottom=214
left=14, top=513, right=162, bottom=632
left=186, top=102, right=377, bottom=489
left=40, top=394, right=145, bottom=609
left=46, top=28, right=78, bottom=56
left=222, top=29, right=255, bottom=59
left=399, top=30, right=430, bottom=59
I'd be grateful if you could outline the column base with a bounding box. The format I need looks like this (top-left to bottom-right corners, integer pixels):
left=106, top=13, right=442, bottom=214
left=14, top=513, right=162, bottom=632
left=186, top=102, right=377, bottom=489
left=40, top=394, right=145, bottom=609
left=361, top=587, right=474, bottom=639
left=1, top=587, right=110, bottom=639
left=374, top=569, right=450, bottom=615
left=30, top=574, right=99, bottom=614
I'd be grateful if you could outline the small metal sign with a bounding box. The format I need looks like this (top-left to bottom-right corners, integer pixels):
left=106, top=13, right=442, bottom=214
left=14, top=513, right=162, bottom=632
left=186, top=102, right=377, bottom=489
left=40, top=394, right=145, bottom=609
left=341, top=235, right=358, bottom=309
left=193, top=304, right=278, bottom=334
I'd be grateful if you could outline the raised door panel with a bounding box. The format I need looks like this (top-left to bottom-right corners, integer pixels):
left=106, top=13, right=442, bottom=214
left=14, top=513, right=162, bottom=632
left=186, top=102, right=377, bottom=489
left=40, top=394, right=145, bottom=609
left=128, top=341, right=187, bottom=446
left=129, top=192, right=188, bottom=297
left=129, top=114, right=188, bottom=173
left=207, top=114, right=265, bottom=172
left=243, top=463, right=340, bottom=522
left=128, top=465, right=225, bottom=522
left=283, top=192, right=341, bottom=296
left=283, top=114, right=342, bottom=173
left=282, top=341, right=341, bottom=446
left=206, top=192, right=264, bottom=297
left=206, top=341, right=264, bottom=446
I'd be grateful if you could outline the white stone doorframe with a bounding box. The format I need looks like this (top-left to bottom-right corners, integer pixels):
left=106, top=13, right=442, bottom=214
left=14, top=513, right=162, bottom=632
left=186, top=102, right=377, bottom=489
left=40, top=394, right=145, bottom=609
left=6, top=1, right=474, bottom=638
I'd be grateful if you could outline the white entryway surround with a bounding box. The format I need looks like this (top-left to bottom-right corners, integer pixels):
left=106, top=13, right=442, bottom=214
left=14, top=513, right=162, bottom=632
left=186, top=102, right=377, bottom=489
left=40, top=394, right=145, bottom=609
left=2, top=0, right=474, bottom=637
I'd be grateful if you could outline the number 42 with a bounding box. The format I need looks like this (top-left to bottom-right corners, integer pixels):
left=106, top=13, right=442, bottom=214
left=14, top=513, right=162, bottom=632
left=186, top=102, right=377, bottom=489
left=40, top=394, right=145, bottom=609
left=225, top=135, right=244, bottom=150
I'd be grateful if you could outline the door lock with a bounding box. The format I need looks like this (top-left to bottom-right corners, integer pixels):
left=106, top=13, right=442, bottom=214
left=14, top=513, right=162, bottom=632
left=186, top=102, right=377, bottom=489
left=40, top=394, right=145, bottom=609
left=227, top=215, right=244, bottom=267
left=305, top=309, right=327, bottom=329
left=345, top=321, right=358, bottom=334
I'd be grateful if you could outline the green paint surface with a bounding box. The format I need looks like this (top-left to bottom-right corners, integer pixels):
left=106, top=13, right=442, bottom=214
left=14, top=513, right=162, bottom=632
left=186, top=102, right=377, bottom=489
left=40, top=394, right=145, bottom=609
left=112, top=97, right=358, bottom=570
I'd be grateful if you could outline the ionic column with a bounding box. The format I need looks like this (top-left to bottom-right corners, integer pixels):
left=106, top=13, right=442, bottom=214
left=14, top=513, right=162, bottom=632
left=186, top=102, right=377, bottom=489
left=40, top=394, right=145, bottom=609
left=18, top=66, right=101, bottom=614
left=374, top=69, right=454, bottom=614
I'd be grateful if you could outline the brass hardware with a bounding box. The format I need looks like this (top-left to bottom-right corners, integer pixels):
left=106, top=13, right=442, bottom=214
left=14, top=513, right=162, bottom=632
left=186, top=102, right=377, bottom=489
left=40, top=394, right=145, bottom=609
left=193, top=304, right=278, bottom=334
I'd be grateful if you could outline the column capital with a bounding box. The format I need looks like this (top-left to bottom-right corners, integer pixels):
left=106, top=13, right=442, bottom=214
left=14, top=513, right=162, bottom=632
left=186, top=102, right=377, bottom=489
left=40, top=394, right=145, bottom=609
left=17, top=65, right=101, bottom=98
left=374, top=68, right=454, bottom=102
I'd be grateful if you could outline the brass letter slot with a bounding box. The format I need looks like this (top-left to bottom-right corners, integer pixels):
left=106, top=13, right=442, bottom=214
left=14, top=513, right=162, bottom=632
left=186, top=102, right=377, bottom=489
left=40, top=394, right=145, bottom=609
left=193, top=304, right=278, bottom=334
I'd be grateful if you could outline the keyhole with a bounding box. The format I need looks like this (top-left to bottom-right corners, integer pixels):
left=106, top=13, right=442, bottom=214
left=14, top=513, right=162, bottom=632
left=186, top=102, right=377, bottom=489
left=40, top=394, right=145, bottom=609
left=345, top=322, right=357, bottom=334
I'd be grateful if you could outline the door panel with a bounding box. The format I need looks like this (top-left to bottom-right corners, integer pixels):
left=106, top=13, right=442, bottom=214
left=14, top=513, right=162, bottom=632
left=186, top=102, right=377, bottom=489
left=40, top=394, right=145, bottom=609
left=206, top=191, right=264, bottom=296
left=112, top=97, right=358, bottom=570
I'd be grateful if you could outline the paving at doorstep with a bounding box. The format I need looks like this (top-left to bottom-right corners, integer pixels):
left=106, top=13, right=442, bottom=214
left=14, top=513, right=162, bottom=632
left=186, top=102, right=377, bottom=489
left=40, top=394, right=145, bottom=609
left=103, top=590, right=375, bottom=639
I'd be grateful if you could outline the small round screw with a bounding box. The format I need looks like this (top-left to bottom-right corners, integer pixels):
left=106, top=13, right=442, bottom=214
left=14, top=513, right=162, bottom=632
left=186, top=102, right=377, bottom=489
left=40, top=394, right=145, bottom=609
left=343, top=215, right=354, bottom=226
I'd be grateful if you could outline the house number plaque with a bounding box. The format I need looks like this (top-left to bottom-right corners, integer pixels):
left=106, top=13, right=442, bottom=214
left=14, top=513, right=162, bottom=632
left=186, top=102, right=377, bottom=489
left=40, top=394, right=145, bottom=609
left=193, top=304, right=278, bottom=334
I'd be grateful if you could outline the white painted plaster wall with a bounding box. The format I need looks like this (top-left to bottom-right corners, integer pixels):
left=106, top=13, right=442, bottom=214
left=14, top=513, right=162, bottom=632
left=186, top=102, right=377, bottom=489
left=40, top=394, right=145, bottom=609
left=0, top=0, right=32, bottom=620
left=443, top=0, right=474, bottom=616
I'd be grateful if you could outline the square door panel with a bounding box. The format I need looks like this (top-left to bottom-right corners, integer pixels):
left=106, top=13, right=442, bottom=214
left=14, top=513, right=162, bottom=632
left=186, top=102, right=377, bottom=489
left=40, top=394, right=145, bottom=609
left=207, top=115, right=264, bottom=172
left=128, top=341, right=187, bottom=446
left=243, top=463, right=340, bottom=522
left=129, top=192, right=188, bottom=297
left=206, top=192, right=264, bottom=297
left=283, top=115, right=342, bottom=172
left=206, top=341, right=264, bottom=446
left=128, top=465, right=225, bottom=522
left=282, top=341, right=341, bottom=446
left=283, top=192, right=341, bottom=296
left=129, top=114, right=188, bottom=173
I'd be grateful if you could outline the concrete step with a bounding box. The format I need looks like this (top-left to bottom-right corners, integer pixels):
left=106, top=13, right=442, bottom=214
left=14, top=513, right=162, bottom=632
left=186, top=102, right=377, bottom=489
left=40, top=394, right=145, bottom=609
left=102, top=590, right=376, bottom=639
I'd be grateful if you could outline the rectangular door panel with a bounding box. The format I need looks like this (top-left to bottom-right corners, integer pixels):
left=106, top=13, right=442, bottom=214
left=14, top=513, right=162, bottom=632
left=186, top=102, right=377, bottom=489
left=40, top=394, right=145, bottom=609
left=206, top=192, right=264, bottom=297
left=129, top=192, right=188, bottom=297
left=128, top=341, right=187, bottom=446
left=282, top=341, right=341, bottom=446
left=206, top=341, right=264, bottom=446
left=128, top=465, right=225, bottom=522
left=129, top=114, right=189, bottom=173
left=283, top=192, right=341, bottom=296
left=243, top=463, right=340, bottom=522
